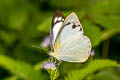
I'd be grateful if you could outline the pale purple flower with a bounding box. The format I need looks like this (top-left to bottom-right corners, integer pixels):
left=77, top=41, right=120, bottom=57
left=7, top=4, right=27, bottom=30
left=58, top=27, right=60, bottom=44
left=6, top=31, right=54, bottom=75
left=42, top=61, right=56, bottom=70
left=90, top=49, right=95, bottom=56
left=40, top=36, right=50, bottom=48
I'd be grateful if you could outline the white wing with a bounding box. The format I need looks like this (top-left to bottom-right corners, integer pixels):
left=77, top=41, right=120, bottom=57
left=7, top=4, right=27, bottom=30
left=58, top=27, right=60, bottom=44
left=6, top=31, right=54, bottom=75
left=50, top=11, right=65, bottom=51
left=55, top=12, right=84, bottom=43
left=57, top=34, right=91, bottom=62
left=53, top=12, right=91, bottom=62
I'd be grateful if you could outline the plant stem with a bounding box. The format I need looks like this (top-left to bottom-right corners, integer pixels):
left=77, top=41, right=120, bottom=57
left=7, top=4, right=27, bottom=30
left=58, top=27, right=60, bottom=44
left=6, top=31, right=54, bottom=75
left=102, top=39, right=110, bottom=58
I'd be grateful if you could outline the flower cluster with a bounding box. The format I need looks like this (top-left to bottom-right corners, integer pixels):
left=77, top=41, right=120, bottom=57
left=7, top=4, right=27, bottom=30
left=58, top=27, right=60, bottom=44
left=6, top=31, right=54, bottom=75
left=42, top=61, right=56, bottom=70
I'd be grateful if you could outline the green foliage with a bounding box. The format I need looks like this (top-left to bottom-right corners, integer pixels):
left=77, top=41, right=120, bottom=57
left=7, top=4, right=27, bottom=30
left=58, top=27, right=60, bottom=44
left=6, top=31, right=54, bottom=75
left=38, top=17, right=51, bottom=33
left=90, top=0, right=120, bottom=15
left=91, top=14, right=120, bottom=32
left=0, top=31, right=17, bottom=46
left=101, top=29, right=117, bottom=41
left=0, top=55, right=47, bottom=80
left=90, top=0, right=120, bottom=32
left=48, top=69, right=59, bottom=80
left=82, top=21, right=102, bottom=47
left=0, top=0, right=120, bottom=80
left=91, top=71, right=120, bottom=80
left=50, top=0, right=76, bottom=8
left=65, top=59, right=119, bottom=80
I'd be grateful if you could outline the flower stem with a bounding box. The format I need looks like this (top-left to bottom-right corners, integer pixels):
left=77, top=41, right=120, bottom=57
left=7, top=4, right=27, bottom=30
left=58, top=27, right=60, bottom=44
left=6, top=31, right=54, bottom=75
left=48, top=69, right=59, bottom=80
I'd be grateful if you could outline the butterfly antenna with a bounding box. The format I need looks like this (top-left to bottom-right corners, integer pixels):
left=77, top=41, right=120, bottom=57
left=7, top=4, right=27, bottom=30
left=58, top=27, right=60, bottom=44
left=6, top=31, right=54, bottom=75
left=32, top=45, right=49, bottom=53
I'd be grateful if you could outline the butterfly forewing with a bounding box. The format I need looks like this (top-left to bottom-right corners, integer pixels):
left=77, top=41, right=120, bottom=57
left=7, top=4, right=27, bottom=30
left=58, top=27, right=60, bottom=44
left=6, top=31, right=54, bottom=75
left=55, top=12, right=84, bottom=43
left=50, top=10, right=65, bottom=51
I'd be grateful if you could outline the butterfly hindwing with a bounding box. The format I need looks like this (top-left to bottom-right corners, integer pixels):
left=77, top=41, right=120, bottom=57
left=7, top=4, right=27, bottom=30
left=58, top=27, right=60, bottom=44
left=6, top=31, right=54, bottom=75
left=50, top=10, right=65, bottom=51
left=57, top=34, right=91, bottom=62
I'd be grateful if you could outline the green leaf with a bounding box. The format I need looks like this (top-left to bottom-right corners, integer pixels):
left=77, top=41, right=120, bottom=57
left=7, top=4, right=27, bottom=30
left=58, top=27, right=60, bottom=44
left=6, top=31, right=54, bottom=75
left=37, top=17, right=51, bottom=33
left=100, top=29, right=117, bottom=41
left=90, top=0, right=120, bottom=15
left=82, top=21, right=102, bottom=47
left=89, top=0, right=120, bottom=32
left=9, top=8, right=28, bottom=30
left=4, top=75, right=24, bottom=80
left=0, top=45, right=5, bottom=54
left=65, top=59, right=119, bottom=80
left=0, top=55, right=47, bottom=80
left=92, top=71, right=120, bottom=80
left=0, top=31, right=16, bottom=46
left=50, top=0, right=78, bottom=9
left=91, top=15, right=120, bottom=32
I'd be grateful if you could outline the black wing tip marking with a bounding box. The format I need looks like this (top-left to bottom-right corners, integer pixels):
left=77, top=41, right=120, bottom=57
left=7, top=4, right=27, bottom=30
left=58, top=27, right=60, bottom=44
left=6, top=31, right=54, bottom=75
left=50, top=10, right=65, bottom=51
left=51, top=10, right=65, bottom=28
left=63, top=12, right=83, bottom=31
left=72, top=24, right=82, bottom=31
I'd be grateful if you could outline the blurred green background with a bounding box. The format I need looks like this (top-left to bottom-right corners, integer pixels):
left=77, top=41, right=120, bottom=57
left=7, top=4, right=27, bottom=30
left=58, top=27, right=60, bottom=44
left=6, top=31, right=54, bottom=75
left=0, top=0, right=120, bottom=80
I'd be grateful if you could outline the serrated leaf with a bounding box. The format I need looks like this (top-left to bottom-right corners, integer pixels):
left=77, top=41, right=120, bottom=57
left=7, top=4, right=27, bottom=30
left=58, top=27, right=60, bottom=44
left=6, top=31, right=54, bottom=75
left=65, top=59, right=119, bottom=80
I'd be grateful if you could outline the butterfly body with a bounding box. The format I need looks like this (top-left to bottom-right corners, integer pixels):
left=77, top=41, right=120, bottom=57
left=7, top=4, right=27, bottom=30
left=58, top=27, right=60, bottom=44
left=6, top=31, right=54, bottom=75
left=50, top=11, right=92, bottom=62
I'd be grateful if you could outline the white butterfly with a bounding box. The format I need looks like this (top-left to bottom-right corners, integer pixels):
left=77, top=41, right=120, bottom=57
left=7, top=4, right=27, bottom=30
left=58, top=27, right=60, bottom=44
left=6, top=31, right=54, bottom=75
left=49, top=10, right=92, bottom=62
